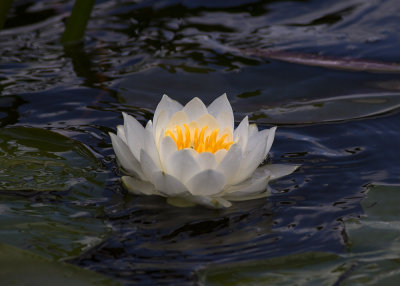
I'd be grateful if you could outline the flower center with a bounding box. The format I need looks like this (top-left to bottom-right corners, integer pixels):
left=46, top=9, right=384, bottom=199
left=165, top=124, right=233, bottom=154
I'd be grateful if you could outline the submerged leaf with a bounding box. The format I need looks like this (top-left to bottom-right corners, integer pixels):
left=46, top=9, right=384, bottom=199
left=0, top=127, right=99, bottom=191
left=0, top=242, right=120, bottom=286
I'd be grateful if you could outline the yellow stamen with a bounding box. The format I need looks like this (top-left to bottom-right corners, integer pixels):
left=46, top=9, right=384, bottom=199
left=165, top=124, right=233, bottom=154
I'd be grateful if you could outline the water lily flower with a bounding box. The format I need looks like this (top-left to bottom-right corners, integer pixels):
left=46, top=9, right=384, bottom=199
left=110, top=94, right=299, bottom=208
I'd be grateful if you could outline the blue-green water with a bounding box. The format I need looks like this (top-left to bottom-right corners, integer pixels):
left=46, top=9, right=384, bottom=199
left=1, top=0, right=400, bottom=285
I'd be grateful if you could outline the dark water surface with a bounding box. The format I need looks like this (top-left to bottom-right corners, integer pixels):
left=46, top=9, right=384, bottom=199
left=1, top=0, right=400, bottom=285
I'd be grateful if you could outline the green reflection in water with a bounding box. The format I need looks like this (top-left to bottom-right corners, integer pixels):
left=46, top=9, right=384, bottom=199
left=0, top=127, right=110, bottom=261
left=199, top=184, right=400, bottom=285
left=0, top=242, right=121, bottom=286
left=0, top=0, right=13, bottom=30
left=61, top=0, right=95, bottom=44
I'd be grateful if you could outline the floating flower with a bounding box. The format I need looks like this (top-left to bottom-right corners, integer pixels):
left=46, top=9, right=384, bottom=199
left=110, top=94, right=299, bottom=208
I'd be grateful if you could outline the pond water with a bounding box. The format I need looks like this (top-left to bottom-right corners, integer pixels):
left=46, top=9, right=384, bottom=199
left=1, top=0, right=400, bottom=285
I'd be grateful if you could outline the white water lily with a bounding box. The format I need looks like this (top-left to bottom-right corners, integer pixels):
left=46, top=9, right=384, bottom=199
left=110, top=94, right=298, bottom=208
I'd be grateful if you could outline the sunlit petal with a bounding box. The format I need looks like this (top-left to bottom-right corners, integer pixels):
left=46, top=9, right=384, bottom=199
left=152, top=171, right=189, bottom=196
left=216, top=143, right=242, bottom=184
left=166, top=148, right=201, bottom=184
left=264, top=164, right=300, bottom=181
left=140, top=149, right=161, bottom=182
left=186, top=169, right=226, bottom=196
left=159, top=135, right=178, bottom=170
left=122, top=176, right=163, bottom=196
left=196, top=152, right=217, bottom=170
left=182, top=97, right=208, bottom=121
left=208, top=93, right=233, bottom=122
left=116, top=125, right=126, bottom=143
left=123, top=112, right=145, bottom=161
left=109, top=133, right=146, bottom=180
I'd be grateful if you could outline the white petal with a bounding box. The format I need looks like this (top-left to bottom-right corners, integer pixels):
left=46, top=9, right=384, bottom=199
left=140, top=149, right=161, bottom=182
left=109, top=133, right=146, bottom=180
left=159, top=135, right=177, bottom=170
left=185, top=195, right=232, bottom=208
left=264, top=126, right=277, bottom=157
left=186, top=169, right=226, bottom=196
left=223, top=166, right=272, bottom=201
left=166, top=149, right=201, bottom=184
left=207, top=93, right=233, bottom=121
left=231, top=129, right=269, bottom=184
left=225, top=166, right=270, bottom=194
left=153, top=94, right=183, bottom=128
left=122, top=176, right=164, bottom=196
left=196, top=152, right=217, bottom=170
left=145, top=120, right=152, bottom=131
left=214, top=149, right=227, bottom=164
left=233, top=116, right=249, bottom=151
left=123, top=112, right=145, bottom=161
left=166, top=110, right=190, bottom=130
left=154, top=110, right=170, bottom=146
left=264, top=164, right=300, bottom=181
left=223, top=187, right=271, bottom=202
left=152, top=171, right=189, bottom=196
left=196, top=113, right=219, bottom=137
left=216, top=111, right=234, bottom=135
left=143, top=128, right=162, bottom=169
left=249, top=123, right=258, bottom=137
left=117, top=125, right=127, bottom=143
left=216, top=143, right=242, bottom=184
left=182, top=97, right=208, bottom=121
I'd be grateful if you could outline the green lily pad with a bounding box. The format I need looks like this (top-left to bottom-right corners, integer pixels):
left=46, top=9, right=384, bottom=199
left=342, top=184, right=400, bottom=285
left=198, top=252, right=346, bottom=286
left=0, top=242, right=120, bottom=286
left=0, top=126, right=100, bottom=191
left=0, top=127, right=110, bottom=260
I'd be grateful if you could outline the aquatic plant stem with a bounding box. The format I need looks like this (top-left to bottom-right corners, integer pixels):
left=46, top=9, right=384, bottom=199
left=61, top=0, right=95, bottom=44
left=0, top=0, right=13, bottom=30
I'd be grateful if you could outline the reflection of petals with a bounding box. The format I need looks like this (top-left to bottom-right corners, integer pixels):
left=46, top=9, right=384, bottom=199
left=110, top=94, right=299, bottom=208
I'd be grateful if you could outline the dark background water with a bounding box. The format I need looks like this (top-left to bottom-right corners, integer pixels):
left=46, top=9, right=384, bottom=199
left=1, top=0, right=400, bottom=285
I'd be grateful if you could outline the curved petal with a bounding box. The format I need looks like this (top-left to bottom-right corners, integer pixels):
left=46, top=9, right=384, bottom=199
left=166, top=148, right=201, bottom=184
left=140, top=149, right=161, bottom=182
left=196, top=152, right=217, bottom=170
left=216, top=111, right=234, bottom=136
left=154, top=110, right=170, bottom=146
left=231, top=129, right=269, bottom=184
left=216, top=143, right=242, bottom=184
left=122, top=176, right=164, bottom=196
left=153, top=94, right=183, bottom=128
left=196, top=114, right=219, bottom=136
left=223, top=166, right=272, bottom=201
left=152, top=171, right=189, bottom=196
left=224, top=166, right=270, bottom=195
left=264, top=164, right=300, bottom=181
left=159, top=135, right=178, bottom=171
left=109, top=133, right=146, bottom=180
left=223, top=187, right=271, bottom=202
left=117, top=125, right=127, bottom=143
left=166, top=110, right=190, bottom=130
left=186, top=169, right=226, bottom=196
left=207, top=93, right=233, bottom=122
left=249, top=123, right=258, bottom=137
left=233, top=116, right=249, bottom=151
left=123, top=112, right=145, bottom=161
left=214, top=149, right=227, bottom=164
left=143, top=128, right=162, bottom=169
left=264, top=126, right=277, bottom=157
left=183, top=97, right=208, bottom=121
